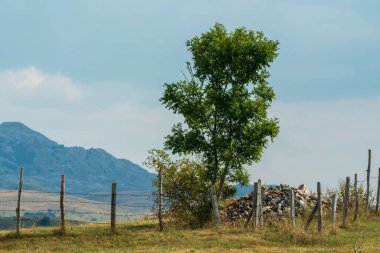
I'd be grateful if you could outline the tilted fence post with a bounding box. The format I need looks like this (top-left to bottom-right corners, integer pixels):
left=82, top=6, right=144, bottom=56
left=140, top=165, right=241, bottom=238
left=245, top=182, right=256, bottom=227
left=60, top=175, right=65, bottom=235
left=111, top=182, right=117, bottom=234
left=304, top=203, right=318, bottom=231
left=366, top=149, right=371, bottom=216
left=342, top=176, right=350, bottom=227
left=16, top=167, right=24, bottom=236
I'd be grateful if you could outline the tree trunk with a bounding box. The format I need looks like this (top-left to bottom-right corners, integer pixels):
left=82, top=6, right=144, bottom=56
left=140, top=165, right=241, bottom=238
left=210, top=146, right=221, bottom=230
left=216, top=165, right=228, bottom=202
left=210, top=183, right=220, bottom=230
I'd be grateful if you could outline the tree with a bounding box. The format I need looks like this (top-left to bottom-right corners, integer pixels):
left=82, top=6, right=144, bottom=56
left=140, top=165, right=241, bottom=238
left=160, top=23, right=280, bottom=229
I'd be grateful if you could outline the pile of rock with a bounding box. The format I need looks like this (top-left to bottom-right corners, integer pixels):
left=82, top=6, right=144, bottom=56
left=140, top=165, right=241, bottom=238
left=225, top=184, right=324, bottom=222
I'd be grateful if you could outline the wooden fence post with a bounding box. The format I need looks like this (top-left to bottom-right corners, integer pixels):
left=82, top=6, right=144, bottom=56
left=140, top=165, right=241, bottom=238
left=60, top=175, right=65, bottom=235
left=290, top=189, right=295, bottom=227
left=376, top=167, right=380, bottom=213
left=111, top=182, right=117, bottom=234
left=331, top=193, right=337, bottom=232
left=158, top=167, right=163, bottom=232
left=366, top=149, right=371, bottom=216
left=245, top=182, right=257, bottom=227
left=253, top=182, right=259, bottom=229
left=317, top=182, right=323, bottom=232
left=258, top=179, right=263, bottom=229
left=342, top=176, right=350, bottom=227
left=354, top=173, right=359, bottom=221
left=16, top=167, right=24, bottom=236
left=304, top=203, right=318, bottom=231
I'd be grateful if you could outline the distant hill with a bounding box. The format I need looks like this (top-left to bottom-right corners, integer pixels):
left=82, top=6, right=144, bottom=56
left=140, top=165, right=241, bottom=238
left=0, top=122, right=155, bottom=193
left=235, top=184, right=279, bottom=197
left=235, top=185, right=253, bottom=197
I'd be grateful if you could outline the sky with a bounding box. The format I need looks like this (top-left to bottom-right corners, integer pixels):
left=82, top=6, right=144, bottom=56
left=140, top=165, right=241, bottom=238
left=1, top=0, right=380, bottom=190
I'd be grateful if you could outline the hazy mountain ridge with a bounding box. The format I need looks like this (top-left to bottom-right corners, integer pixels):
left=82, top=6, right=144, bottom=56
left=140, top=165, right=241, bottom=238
left=0, top=122, right=155, bottom=193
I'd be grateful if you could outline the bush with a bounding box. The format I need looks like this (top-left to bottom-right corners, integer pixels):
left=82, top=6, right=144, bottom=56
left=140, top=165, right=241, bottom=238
left=325, top=179, right=373, bottom=211
left=145, top=149, right=235, bottom=227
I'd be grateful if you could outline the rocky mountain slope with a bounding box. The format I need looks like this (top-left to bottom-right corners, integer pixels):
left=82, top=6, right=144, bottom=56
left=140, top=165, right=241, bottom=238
left=0, top=122, right=155, bottom=193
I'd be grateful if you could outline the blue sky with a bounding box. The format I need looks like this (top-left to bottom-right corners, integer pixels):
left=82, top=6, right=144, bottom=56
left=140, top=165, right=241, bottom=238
left=1, top=1, right=380, bottom=189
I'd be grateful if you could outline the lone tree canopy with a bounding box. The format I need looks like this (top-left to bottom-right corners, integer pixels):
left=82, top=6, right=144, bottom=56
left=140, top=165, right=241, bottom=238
left=160, top=23, right=280, bottom=228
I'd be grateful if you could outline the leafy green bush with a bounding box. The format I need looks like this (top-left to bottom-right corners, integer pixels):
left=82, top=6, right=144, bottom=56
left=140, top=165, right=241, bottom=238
left=145, top=149, right=235, bottom=227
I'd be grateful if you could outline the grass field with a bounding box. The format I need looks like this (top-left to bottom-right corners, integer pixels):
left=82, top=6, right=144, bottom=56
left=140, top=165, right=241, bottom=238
left=0, top=190, right=152, bottom=225
left=0, top=213, right=379, bottom=252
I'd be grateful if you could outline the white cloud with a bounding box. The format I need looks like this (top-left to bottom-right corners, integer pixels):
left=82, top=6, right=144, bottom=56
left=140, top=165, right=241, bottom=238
left=0, top=67, right=84, bottom=103
left=0, top=68, right=177, bottom=167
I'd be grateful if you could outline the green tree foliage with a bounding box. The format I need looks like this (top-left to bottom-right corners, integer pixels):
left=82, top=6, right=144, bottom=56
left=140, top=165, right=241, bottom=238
left=160, top=23, right=280, bottom=228
left=145, top=149, right=235, bottom=227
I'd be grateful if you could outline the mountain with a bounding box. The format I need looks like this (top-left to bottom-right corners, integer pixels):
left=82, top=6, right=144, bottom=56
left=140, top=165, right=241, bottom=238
left=234, top=184, right=278, bottom=197
left=235, top=185, right=253, bottom=197
left=0, top=122, right=155, bottom=193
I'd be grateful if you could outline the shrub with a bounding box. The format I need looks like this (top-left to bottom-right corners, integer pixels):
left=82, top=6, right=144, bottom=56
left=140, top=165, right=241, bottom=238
left=325, top=179, right=374, bottom=211
left=145, top=149, right=235, bottom=227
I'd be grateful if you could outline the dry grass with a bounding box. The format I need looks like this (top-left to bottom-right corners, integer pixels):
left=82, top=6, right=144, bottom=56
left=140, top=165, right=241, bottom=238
left=0, top=213, right=379, bottom=252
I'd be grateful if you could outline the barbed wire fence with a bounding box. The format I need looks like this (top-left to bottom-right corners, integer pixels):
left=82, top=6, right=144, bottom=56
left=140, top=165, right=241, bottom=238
left=0, top=171, right=163, bottom=235
left=246, top=149, right=380, bottom=233
left=0, top=149, right=379, bottom=236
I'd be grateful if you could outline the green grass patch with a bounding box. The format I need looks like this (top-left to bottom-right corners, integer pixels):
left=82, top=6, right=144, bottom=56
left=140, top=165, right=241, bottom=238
left=0, top=214, right=378, bottom=252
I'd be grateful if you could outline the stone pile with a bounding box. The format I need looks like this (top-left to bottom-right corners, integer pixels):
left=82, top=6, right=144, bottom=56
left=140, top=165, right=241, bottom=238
left=225, top=184, right=327, bottom=222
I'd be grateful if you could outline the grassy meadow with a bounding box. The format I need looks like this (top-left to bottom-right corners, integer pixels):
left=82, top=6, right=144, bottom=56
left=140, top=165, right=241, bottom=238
left=0, top=212, right=379, bottom=252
